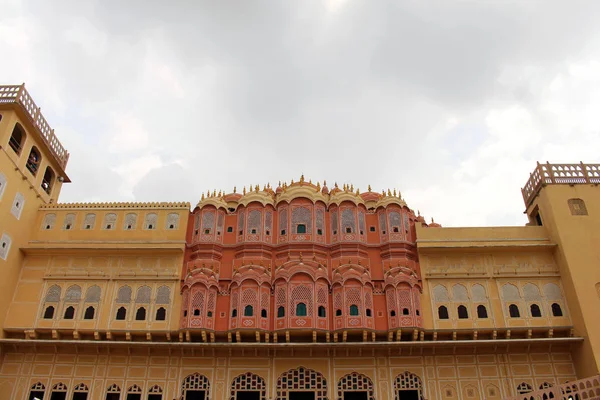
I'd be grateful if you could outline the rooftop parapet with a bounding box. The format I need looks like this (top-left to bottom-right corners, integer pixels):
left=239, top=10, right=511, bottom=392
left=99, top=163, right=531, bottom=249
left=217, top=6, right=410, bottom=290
left=522, top=162, right=600, bottom=207
left=0, top=84, right=69, bottom=169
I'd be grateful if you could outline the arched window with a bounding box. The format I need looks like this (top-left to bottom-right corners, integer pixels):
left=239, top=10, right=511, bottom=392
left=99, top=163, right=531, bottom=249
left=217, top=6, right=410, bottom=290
left=349, top=304, right=359, bottom=316
left=156, top=307, right=166, bottom=321
left=41, top=166, right=55, bottom=194
left=106, top=384, right=121, bottom=400
left=318, top=306, right=326, bottom=317
left=390, top=310, right=396, bottom=317
left=509, top=304, right=520, bottom=318
left=477, top=305, right=488, bottom=318
left=26, top=146, right=41, bottom=175
left=64, top=306, right=75, bottom=319
left=296, top=303, right=307, bottom=317
left=116, top=307, right=127, bottom=320
left=551, top=303, right=563, bottom=317
left=193, top=309, right=200, bottom=316
left=50, top=382, right=68, bottom=400
left=73, top=383, right=89, bottom=400
left=457, top=305, right=469, bottom=319
left=530, top=304, right=542, bottom=317
left=402, top=308, right=409, bottom=315
left=29, top=382, right=45, bottom=400
left=135, top=307, right=146, bottom=320
left=438, top=305, right=449, bottom=319
left=244, top=305, right=253, bottom=317
left=84, top=306, right=95, bottom=320
left=261, top=309, right=267, bottom=318
left=517, top=382, right=533, bottom=394
left=296, top=224, right=307, bottom=234
left=277, top=306, right=285, bottom=318
left=9, top=123, right=25, bottom=154
left=336, top=309, right=342, bottom=316
left=232, top=309, right=238, bottom=317
left=147, top=385, right=163, bottom=400
left=43, top=305, right=55, bottom=319
left=366, top=308, right=372, bottom=317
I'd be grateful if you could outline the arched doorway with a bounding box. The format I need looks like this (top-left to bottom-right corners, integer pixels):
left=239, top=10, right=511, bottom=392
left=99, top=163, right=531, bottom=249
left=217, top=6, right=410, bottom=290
left=337, top=372, right=375, bottom=400
left=277, top=366, right=327, bottom=400
left=182, top=373, right=210, bottom=400
left=230, top=372, right=267, bottom=400
left=394, top=371, right=423, bottom=400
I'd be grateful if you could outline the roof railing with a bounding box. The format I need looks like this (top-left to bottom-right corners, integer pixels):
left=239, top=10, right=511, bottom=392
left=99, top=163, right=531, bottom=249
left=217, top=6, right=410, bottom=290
left=522, top=162, right=600, bottom=207
left=0, top=84, right=69, bottom=168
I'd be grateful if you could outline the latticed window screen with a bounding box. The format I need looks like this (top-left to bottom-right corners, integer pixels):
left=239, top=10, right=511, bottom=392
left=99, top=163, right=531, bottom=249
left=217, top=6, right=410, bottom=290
left=144, top=213, right=158, bottom=229
left=192, top=291, right=205, bottom=315
left=242, top=288, right=258, bottom=310
left=378, top=212, right=387, bottom=232
left=502, top=284, right=520, bottom=301
left=452, top=284, right=469, bottom=301
left=365, top=290, right=373, bottom=309
left=52, top=382, right=67, bottom=392
left=207, top=291, right=216, bottom=314
left=471, top=284, right=487, bottom=302
left=156, top=286, right=171, bottom=304
left=230, top=372, right=266, bottom=400
left=334, top=292, right=343, bottom=309
left=74, top=383, right=89, bottom=392
left=238, top=211, right=245, bottom=231
left=337, top=372, right=375, bottom=400
left=248, top=210, right=262, bottom=234
left=261, top=292, right=270, bottom=310
left=202, top=211, right=215, bottom=231
left=398, top=287, right=412, bottom=312
left=568, top=198, right=588, bottom=215
left=85, top=285, right=101, bottom=302
left=316, top=208, right=324, bottom=231
left=276, top=367, right=327, bottom=400
left=341, top=208, right=356, bottom=233
left=345, top=288, right=362, bottom=313
left=182, top=373, right=210, bottom=395
left=103, top=213, right=117, bottom=228
left=290, top=285, right=313, bottom=316
left=45, top=285, right=61, bottom=302
left=523, top=283, right=541, bottom=301
left=65, top=285, right=82, bottom=302
left=31, top=382, right=45, bottom=391
left=107, top=384, right=121, bottom=393
left=433, top=285, right=449, bottom=302
left=128, top=385, right=142, bottom=393
left=292, top=206, right=312, bottom=233
left=317, top=287, right=327, bottom=305
left=394, top=372, right=423, bottom=400
left=135, top=286, right=152, bottom=303
left=388, top=211, right=401, bottom=230
left=42, top=213, right=57, bottom=229
left=217, top=212, right=224, bottom=231
left=358, top=211, right=365, bottom=233
left=539, top=382, right=553, bottom=389
left=82, top=213, right=96, bottom=229
left=543, top=283, right=562, bottom=300
left=117, top=286, right=132, bottom=303
left=276, top=287, right=286, bottom=306
left=265, top=211, right=272, bottom=232
left=517, top=382, right=533, bottom=394
left=386, top=289, right=397, bottom=315
left=279, top=208, right=288, bottom=232
left=331, top=211, right=338, bottom=233
left=124, top=213, right=137, bottom=229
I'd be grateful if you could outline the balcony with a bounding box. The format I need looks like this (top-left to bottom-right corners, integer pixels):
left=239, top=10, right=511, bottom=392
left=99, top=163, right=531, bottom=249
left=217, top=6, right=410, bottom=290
left=0, top=84, right=70, bottom=168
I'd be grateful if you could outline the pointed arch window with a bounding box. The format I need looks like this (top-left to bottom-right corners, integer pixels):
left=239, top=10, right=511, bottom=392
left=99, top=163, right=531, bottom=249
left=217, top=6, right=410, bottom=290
left=477, top=305, right=488, bottom=318
left=244, top=305, right=253, bottom=317
left=84, top=306, right=95, bottom=320
left=156, top=307, right=166, bottom=321
left=277, top=306, right=285, bottom=318
left=509, top=304, right=520, bottom=318
left=530, top=304, right=542, bottom=317
left=232, top=309, right=238, bottom=317
left=349, top=304, right=359, bottom=316
left=28, top=382, right=45, bottom=400
left=551, top=303, right=563, bottom=317
left=26, top=146, right=41, bottom=175
left=261, top=309, right=267, bottom=318
left=64, top=306, right=75, bottom=319
left=438, top=305, right=449, bottom=319
left=43, top=305, right=55, bottom=319
left=116, top=307, right=127, bottom=320
left=402, top=308, right=409, bottom=315
left=457, top=305, right=469, bottom=319
left=9, top=123, right=25, bottom=154
left=318, top=306, right=326, bottom=318
left=135, top=307, right=146, bottom=321
left=296, top=302, right=307, bottom=317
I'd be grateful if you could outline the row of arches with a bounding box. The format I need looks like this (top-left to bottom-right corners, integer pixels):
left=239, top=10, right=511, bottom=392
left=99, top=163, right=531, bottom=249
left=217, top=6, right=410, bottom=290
left=8, top=122, right=57, bottom=195
left=436, top=303, right=563, bottom=320
left=41, top=212, right=180, bottom=231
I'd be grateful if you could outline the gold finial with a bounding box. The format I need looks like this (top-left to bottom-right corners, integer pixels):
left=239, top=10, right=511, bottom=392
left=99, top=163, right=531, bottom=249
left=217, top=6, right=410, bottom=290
left=431, top=217, right=435, bottom=223
left=218, top=190, right=222, bottom=197
left=334, top=182, right=338, bottom=188
left=316, top=181, right=321, bottom=191
left=388, top=189, right=392, bottom=196
left=382, top=190, right=385, bottom=196
left=213, top=189, right=216, bottom=197
left=201, top=193, right=205, bottom=200
left=243, top=186, right=247, bottom=195
left=398, top=191, right=402, bottom=199
left=356, top=188, right=360, bottom=195
left=300, top=174, right=304, bottom=183
left=255, top=184, right=259, bottom=193
left=291, top=179, right=294, bottom=184
left=309, top=179, right=312, bottom=184
left=278, top=181, right=281, bottom=187
left=350, top=184, right=354, bottom=192
left=393, top=188, right=397, bottom=197
left=368, top=184, right=372, bottom=192
left=233, top=186, right=237, bottom=193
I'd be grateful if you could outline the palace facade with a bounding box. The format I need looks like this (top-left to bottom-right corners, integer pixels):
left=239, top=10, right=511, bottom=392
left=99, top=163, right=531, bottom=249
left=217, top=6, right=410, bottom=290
left=0, top=84, right=599, bottom=400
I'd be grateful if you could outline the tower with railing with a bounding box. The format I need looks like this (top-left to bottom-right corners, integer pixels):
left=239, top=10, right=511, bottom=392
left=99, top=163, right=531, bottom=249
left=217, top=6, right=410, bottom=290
left=0, top=84, right=70, bottom=334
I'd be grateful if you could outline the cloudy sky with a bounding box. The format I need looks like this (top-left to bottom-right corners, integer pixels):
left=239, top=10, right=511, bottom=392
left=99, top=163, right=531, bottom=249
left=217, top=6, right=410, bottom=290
left=2, top=1, right=600, bottom=227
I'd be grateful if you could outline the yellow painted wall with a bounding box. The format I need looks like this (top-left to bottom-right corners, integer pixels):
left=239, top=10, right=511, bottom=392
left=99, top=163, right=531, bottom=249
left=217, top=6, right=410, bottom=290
left=526, top=185, right=600, bottom=377
left=0, top=347, right=578, bottom=400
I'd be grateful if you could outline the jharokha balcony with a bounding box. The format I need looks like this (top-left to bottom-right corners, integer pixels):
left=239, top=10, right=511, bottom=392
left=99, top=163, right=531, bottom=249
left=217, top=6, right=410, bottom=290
left=0, top=84, right=70, bottom=168
left=522, top=162, right=600, bottom=207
